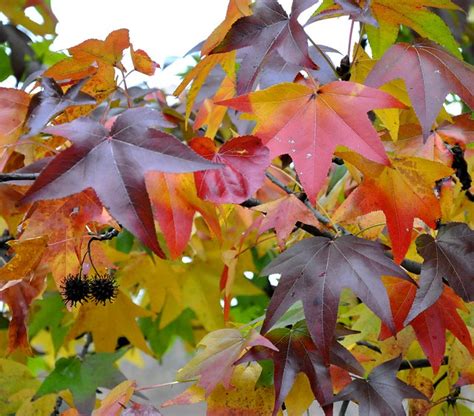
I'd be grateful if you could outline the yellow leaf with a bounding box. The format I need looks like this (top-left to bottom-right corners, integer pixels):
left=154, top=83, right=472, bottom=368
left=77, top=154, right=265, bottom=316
left=17, top=393, right=57, bottom=416
left=67, top=291, right=153, bottom=354
left=284, top=373, right=315, bottom=416
left=119, top=253, right=183, bottom=327
left=174, top=52, right=236, bottom=127
left=0, top=358, right=40, bottom=415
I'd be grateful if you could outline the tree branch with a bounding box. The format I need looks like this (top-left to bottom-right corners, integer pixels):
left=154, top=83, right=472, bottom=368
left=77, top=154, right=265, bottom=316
left=0, top=172, right=39, bottom=182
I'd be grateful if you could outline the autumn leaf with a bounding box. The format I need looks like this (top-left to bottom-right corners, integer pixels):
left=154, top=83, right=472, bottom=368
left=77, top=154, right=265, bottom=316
left=333, top=356, right=427, bottom=415
left=93, top=380, right=136, bottom=416
left=23, top=77, right=95, bottom=138
left=219, top=81, right=405, bottom=202
left=176, top=328, right=276, bottom=394
left=22, top=108, right=220, bottom=258
left=0, top=88, right=30, bottom=169
left=380, top=278, right=473, bottom=373
left=189, top=135, right=270, bottom=203
left=210, top=0, right=318, bottom=94
left=200, top=0, right=252, bottom=56
left=131, top=47, right=158, bottom=76
left=174, top=51, right=236, bottom=126
left=147, top=172, right=221, bottom=259
left=19, top=189, right=113, bottom=288
left=67, top=290, right=153, bottom=354
left=365, top=1, right=461, bottom=58
left=0, top=0, right=57, bottom=36
left=405, top=223, right=474, bottom=320
left=36, top=349, right=127, bottom=415
left=237, top=321, right=363, bottom=416
left=261, top=234, right=410, bottom=360
left=253, top=194, right=320, bottom=248
left=42, top=29, right=130, bottom=118
left=335, top=151, right=453, bottom=263
left=365, top=40, right=474, bottom=138
left=164, top=362, right=274, bottom=416
left=118, top=252, right=184, bottom=325
left=0, top=270, right=46, bottom=353
left=0, top=236, right=48, bottom=281
left=0, top=358, right=41, bottom=414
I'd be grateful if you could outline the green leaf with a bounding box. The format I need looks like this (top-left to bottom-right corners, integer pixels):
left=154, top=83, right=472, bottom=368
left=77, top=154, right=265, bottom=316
left=29, top=292, right=69, bottom=353
left=35, top=349, right=127, bottom=414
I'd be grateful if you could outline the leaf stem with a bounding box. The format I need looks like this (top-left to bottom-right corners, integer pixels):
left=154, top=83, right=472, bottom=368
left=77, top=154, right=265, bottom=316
left=305, top=33, right=339, bottom=78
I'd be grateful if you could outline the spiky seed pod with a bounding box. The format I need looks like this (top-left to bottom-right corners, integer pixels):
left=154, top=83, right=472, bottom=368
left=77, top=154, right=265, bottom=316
left=89, top=273, right=118, bottom=305
left=60, top=273, right=90, bottom=307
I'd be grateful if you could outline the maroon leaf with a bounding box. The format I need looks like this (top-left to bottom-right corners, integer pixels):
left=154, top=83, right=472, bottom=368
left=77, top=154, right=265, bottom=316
left=189, top=135, right=270, bottom=203
left=24, top=77, right=96, bottom=138
left=237, top=321, right=363, bottom=416
left=333, top=357, right=427, bottom=415
left=261, top=235, right=412, bottom=360
left=21, top=108, right=221, bottom=258
left=365, top=40, right=474, bottom=138
left=210, top=0, right=318, bottom=94
left=405, top=223, right=474, bottom=322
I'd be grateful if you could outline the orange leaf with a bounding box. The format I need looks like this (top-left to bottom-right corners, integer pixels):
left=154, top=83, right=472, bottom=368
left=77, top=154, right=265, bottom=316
left=147, top=172, right=221, bottom=259
left=131, top=47, right=159, bottom=75
left=0, top=236, right=48, bottom=281
left=335, top=151, right=453, bottom=262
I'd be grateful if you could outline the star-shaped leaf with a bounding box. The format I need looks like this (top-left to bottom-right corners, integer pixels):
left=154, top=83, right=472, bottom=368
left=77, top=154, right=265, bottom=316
left=67, top=290, right=153, bottom=354
left=237, top=321, right=363, bottom=416
left=219, top=80, right=404, bottom=202
left=189, top=135, right=270, bottom=204
left=406, top=223, right=474, bottom=320
left=260, top=234, right=411, bottom=360
left=333, top=356, right=427, bottom=416
left=335, top=151, right=453, bottom=263
left=365, top=40, right=474, bottom=138
left=211, top=0, right=318, bottom=94
left=177, top=328, right=276, bottom=395
left=21, top=107, right=221, bottom=257
left=23, top=77, right=96, bottom=138
left=254, top=194, right=321, bottom=248
left=380, top=278, right=474, bottom=373
left=35, top=349, right=127, bottom=415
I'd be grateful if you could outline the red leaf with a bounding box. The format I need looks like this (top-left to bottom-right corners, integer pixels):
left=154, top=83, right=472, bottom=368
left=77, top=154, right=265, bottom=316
left=190, top=136, right=270, bottom=204
left=219, top=80, right=404, bottom=202
left=380, top=278, right=474, bottom=373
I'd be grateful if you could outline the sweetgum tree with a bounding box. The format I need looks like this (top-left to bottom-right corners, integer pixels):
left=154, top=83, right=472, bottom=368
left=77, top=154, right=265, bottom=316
left=0, top=1, right=473, bottom=415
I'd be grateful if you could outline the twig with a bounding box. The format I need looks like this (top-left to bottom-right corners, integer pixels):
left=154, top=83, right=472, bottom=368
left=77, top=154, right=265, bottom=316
left=0, top=172, right=39, bottom=182
left=399, top=357, right=448, bottom=371
left=356, top=340, right=382, bottom=354
left=339, top=400, right=349, bottom=416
